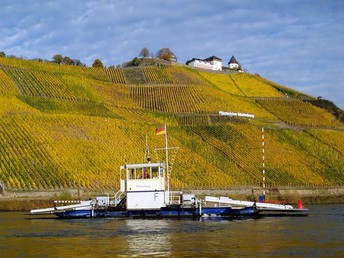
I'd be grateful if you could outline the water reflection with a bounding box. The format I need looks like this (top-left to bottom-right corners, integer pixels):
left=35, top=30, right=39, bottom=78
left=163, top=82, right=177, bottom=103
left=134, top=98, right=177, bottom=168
left=125, top=219, right=172, bottom=257
left=0, top=205, right=343, bottom=257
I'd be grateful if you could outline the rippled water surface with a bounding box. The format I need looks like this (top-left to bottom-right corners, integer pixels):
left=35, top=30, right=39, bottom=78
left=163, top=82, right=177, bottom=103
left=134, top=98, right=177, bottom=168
left=0, top=204, right=343, bottom=257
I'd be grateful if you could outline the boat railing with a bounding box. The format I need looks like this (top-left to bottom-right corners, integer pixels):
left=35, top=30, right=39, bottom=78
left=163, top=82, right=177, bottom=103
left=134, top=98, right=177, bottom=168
left=112, top=190, right=126, bottom=206
left=169, top=191, right=182, bottom=205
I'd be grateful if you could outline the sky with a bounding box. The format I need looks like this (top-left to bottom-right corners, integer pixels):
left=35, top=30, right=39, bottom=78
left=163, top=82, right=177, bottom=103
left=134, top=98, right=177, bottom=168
left=1, top=0, right=343, bottom=108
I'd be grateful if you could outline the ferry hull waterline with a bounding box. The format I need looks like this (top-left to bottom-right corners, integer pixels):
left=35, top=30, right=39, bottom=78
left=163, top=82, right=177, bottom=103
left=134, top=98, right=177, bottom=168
left=30, top=125, right=308, bottom=219
left=52, top=206, right=257, bottom=219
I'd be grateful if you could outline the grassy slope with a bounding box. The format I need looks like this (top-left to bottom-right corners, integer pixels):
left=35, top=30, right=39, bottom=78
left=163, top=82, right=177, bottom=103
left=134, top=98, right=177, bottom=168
left=0, top=57, right=343, bottom=191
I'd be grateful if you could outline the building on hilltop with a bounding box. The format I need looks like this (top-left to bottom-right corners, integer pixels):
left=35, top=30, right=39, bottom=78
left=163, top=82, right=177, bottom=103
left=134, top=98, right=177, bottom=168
left=228, top=55, right=241, bottom=70
left=186, top=56, right=222, bottom=71
left=186, top=55, right=243, bottom=72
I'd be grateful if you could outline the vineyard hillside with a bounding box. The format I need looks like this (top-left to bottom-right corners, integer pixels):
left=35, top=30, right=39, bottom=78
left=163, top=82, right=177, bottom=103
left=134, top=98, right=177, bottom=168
left=0, top=57, right=343, bottom=192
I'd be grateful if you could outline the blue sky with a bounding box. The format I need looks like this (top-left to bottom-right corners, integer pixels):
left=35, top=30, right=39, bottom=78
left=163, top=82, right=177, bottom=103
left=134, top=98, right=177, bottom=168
left=1, top=0, right=343, bottom=108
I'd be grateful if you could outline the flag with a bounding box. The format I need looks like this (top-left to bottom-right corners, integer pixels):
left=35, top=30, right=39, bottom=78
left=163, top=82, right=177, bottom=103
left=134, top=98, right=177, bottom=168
left=155, top=125, right=166, bottom=135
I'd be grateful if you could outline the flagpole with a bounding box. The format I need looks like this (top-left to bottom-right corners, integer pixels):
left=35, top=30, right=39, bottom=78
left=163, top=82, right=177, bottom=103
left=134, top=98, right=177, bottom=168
left=164, top=123, right=170, bottom=201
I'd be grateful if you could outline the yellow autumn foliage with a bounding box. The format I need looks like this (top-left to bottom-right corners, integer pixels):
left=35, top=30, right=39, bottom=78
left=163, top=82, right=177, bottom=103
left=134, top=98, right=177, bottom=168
left=0, top=57, right=343, bottom=190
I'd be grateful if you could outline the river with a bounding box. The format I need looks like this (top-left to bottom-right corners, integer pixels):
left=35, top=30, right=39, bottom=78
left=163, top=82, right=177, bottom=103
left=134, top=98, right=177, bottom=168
left=0, top=204, right=343, bottom=257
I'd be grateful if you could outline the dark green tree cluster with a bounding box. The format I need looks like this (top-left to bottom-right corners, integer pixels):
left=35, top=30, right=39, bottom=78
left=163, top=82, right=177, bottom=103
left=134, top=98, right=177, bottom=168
left=139, top=47, right=176, bottom=61
left=92, top=59, right=104, bottom=68
left=52, top=54, right=84, bottom=66
left=123, top=57, right=141, bottom=67
left=124, top=47, right=177, bottom=67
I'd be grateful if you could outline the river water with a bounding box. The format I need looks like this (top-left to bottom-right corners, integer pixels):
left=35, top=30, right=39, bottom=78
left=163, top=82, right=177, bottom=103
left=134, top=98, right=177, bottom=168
left=0, top=204, right=343, bottom=257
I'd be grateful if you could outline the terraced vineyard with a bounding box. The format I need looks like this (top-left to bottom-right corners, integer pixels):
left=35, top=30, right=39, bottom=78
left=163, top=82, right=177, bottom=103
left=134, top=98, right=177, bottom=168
left=256, top=98, right=340, bottom=127
left=166, top=65, right=206, bottom=84
left=0, top=69, right=18, bottom=95
left=197, top=71, right=245, bottom=96
left=102, top=67, right=126, bottom=83
left=123, top=67, right=147, bottom=84
left=143, top=67, right=174, bottom=84
left=232, top=73, right=283, bottom=97
left=129, top=85, right=204, bottom=113
left=0, top=56, right=343, bottom=191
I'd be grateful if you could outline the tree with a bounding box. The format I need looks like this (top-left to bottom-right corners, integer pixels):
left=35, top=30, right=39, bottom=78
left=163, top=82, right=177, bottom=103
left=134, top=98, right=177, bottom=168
left=156, top=48, right=173, bottom=61
left=131, top=57, right=141, bottom=66
left=92, top=59, right=104, bottom=68
left=123, top=57, right=141, bottom=67
left=139, top=47, right=150, bottom=58
left=62, top=56, right=74, bottom=65
left=0, top=51, right=5, bottom=58
left=52, top=54, right=63, bottom=64
left=73, top=59, right=84, bottom=67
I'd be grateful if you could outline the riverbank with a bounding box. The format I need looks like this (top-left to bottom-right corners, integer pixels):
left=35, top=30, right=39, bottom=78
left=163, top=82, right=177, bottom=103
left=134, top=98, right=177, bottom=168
left=1, top=186, right=344, bottom=211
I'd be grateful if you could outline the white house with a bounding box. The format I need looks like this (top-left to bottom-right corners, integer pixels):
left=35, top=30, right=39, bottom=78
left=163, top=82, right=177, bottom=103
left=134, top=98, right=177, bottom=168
left=186, top=56, right=222, bottom=71
left=228, top=56, right=240, bottom=70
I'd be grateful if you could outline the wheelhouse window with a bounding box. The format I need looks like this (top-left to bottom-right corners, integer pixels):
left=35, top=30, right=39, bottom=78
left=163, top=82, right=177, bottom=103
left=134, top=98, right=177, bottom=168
left=127, top=165, right=163, bottom=180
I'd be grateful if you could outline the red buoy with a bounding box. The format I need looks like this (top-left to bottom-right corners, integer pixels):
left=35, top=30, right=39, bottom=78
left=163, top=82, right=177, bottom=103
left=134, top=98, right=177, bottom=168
left=297, top=199, right=304, bottom=209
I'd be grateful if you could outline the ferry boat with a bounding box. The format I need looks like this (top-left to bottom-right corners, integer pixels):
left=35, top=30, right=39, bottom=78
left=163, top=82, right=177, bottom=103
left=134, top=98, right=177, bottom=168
left=30, top=125, right=308, bottom=218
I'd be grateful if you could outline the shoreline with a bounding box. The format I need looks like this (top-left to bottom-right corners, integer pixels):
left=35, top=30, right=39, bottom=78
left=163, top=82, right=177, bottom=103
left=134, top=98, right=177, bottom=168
left=1, top=186, right=344, bottom=211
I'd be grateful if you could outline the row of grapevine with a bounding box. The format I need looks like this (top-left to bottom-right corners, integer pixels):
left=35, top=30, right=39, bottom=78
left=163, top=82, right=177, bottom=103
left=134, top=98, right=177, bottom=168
left=0, top=116, right=70, bottom=189
left=0, top=57, right=125, bottom=83
left=256, top=99, right=340, bottom=127
left=0, top=96, right=41, bottom=116
left=197, top=71, right=245, bottom=96
left=31, top=71, right=79, bottom=100
left=231, top=73, right=283, bottom=97
left=3, top=68, right=45, bottom=97
left=175, top=123, right=341, bottom=187
left=3, top=68, right=80, bottom=100
left=88, top=80, right=136, bottom=109
left=307, top=129, right=344, bottom=155
left=82, top=67, right=110, bottom=82
left=123, top=68, right=147, bottom=84
left=193, top=85, right=279, bottom=121
left=129, top=85, right=203, bottom=113
left=232, top=124, right=331, bottom=186
left=278, top=130, right=344, bottom=184
left=0, top=69, right=18, bottom=95
left=103, top=67, right=126, bottom=84
left=181, top=125, right=262, bottom=186
left=166, top=66, right=206, bottom=85
left=143, top=67, right=174, bottom=84
left=176, top=114, right=211, bottom=126
left=128, top=83, right=279, bottom=121
left=0, top=112, right=175, bottom=190
left=86, top=80, right=158, bottom=122
left=0, top=57, right=89, bottom=78
left=254, top=74, right=311, bottom=99
left=1, top=110, right=343, bottom=190
left=195, top=125, right=265, bottom=184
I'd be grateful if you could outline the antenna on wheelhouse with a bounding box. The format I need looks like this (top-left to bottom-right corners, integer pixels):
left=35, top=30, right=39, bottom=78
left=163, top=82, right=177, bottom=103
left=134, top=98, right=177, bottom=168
left=144, top=134, right=151, bottom=163
left=155, top=124, right=179, bottom=204
left=164, top=124, right=169, bottom=191
left=155, top=124, right=170, bottom=193
left=262, top=127, right=266, bottom=200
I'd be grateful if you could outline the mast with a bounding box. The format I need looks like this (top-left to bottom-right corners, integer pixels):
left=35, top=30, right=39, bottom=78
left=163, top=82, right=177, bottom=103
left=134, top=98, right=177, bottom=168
left=144, top=135, right=151, bottom=163
left=155, top=124, right=179, bottom=205
left=262, top=127, right=266, bottom=198
left=164, top=124, right=170, bottom=194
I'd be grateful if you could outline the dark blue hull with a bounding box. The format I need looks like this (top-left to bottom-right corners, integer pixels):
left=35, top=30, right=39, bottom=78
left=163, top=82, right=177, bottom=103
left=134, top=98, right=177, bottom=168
left=55, top=206, right=257, bottom=219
